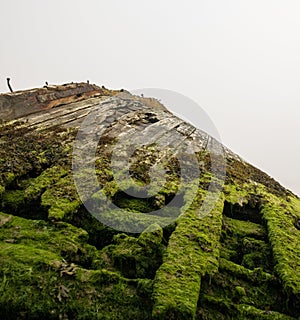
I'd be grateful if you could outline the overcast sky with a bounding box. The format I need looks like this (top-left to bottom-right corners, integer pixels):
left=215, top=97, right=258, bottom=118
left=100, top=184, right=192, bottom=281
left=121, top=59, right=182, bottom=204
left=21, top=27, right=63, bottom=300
left=0, top=0, right=299, bottom=196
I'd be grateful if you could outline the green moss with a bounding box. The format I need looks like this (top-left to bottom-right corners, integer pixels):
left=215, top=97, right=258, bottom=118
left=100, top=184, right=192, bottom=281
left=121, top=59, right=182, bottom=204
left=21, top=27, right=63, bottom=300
left=198, top=295, right=294, bottom=320
left=223, top=215, right=266, bottom=239
left=221, top=215, right=273, bottom=271
left=197, top=181, right=299, bottom=319
left=219, top=258, right=274, bottom=283
left=94, top=207, right=174, bottom=234
left=1, top=190, right=25, bottom=212
left=241, top=238, right=272, bottom=270
left=261, top=196, right=300, bottom=295
left=198, top=257, right=293, bottom=319
left=236, top=304, right=295, bottom=319
left=0, top=212, right=152, bottom=319
left=152, top=193, right=224, bottom=320
left=235, top=285, right=246, bottom=297
left=0, top=123, right=75, bottom=194
left=0, top=212, right=95, bottom=265
left=1, top=91, right=300, bottom=319
left=3, top=172, right=15, bottom=185
left=113, top=197, right=154, bottom=213
left=223, top=183, right=251, bottom=206
left=0, top=167, right=70, bottom=220
left=24, top=166, right=69, bottom=200
left=138, top=223, right=163, bottom=247
left=0, top=184, right=4, bottom=197
left=99, top=225, right=164, bottom=279
left=41, top=175, right=81, bottom=221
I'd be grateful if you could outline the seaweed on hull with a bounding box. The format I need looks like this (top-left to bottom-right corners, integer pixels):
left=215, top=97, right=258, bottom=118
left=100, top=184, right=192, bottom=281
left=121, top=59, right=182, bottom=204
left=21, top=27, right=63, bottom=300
left=0, top=83, right=299, bottom=320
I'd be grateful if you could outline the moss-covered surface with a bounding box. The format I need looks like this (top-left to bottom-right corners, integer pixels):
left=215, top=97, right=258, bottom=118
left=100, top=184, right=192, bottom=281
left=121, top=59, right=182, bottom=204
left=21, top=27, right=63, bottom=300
left=0, top=91, right=300, bottom=319
left=196, top=183, right=300, bottom=319
left=98, top=224, right=164, bottom=279
left=152, top=194, right=224, bottom=319
left=0, top=213, right=152, bottom=319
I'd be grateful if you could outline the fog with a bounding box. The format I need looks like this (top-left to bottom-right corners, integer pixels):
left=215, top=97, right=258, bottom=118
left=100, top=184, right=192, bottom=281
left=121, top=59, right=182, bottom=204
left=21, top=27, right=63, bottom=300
left=0, top=0, right=299, bottom=195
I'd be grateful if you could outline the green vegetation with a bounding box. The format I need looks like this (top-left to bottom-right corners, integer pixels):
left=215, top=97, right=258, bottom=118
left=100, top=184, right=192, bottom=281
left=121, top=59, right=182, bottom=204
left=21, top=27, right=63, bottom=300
left=152, top=195, right=224, bottom=319
left=261, top=194, right=300, bottom=296
left=0, top=94, right=299, bottom=319
left=196, top=182, right=300, bottom=319
left=0, top=213, right=152, bottom=319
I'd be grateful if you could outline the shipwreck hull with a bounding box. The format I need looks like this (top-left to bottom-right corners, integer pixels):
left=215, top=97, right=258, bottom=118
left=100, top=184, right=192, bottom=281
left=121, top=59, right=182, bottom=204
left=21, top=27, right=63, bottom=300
left=0, top=83, right=299, bottom=319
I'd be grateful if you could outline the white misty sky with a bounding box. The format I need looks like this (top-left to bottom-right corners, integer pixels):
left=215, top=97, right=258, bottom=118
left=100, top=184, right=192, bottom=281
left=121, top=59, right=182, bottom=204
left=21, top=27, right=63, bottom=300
left=0, top=0, right=299, bottom=196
